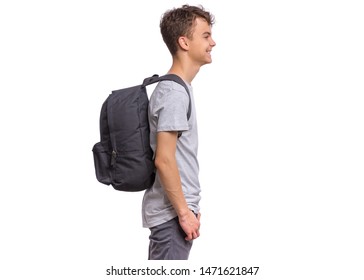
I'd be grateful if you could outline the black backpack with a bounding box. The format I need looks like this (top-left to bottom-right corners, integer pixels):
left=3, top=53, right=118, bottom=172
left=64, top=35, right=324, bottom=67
left=92, top=74, right=191, bottom=191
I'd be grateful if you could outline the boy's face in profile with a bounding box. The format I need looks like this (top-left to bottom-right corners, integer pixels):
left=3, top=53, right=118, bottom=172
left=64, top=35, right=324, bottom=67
left=186, top=17, right=216, bottom=66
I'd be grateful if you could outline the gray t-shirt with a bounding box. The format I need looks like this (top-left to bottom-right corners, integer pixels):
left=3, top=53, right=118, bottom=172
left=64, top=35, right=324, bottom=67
left=142, top=80, right=200, bottom=228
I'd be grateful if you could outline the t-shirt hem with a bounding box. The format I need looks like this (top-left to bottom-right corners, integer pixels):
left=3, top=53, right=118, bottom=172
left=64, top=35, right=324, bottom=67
left=157, top=125, right=189, bottom=132
left=142, top=213, right=178, bottom=229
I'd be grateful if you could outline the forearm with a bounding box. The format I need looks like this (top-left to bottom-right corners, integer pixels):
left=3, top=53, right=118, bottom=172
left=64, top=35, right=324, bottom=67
left=157, top=158, right=200, bottom=240
left=156, top=158, right=190, bottom=217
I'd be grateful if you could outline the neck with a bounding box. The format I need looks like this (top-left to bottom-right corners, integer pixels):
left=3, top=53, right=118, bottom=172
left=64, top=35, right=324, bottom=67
left=167, top=56, right=200, bottom=84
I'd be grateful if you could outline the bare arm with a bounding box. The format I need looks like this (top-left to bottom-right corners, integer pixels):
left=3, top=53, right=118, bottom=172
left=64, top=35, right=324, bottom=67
left=154, top=131, right=200, bottom=241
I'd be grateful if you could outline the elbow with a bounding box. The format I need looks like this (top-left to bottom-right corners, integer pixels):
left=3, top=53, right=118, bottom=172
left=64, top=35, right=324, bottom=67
left=154, top=154, right=174, bottom=171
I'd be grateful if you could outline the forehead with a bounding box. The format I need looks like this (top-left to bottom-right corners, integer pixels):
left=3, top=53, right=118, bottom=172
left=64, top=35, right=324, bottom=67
left=192, top=17, right=212, bottom=34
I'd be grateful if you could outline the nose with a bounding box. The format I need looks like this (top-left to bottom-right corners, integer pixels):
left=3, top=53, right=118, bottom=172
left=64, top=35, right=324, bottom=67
left=210, top=37, right=216, bottom=47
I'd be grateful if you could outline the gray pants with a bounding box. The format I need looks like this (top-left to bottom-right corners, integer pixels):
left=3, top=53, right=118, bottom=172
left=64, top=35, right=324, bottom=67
left=148, top=216, right=193, bottom=260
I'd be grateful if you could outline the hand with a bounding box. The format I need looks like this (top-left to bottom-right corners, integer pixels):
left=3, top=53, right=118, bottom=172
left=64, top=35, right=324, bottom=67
left=178, top=211, right=201, bottom=241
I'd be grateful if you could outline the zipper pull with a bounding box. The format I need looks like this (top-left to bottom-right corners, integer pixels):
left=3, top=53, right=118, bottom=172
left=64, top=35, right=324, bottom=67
left=111, top=150, right=117, bottom=167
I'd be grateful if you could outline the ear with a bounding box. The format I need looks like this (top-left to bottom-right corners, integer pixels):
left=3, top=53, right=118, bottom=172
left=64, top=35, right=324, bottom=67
left=178, top=36, right=189, bottom=51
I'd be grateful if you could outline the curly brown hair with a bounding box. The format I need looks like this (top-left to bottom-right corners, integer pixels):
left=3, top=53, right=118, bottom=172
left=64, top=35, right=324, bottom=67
left=160, top=5, right=215, bottom=55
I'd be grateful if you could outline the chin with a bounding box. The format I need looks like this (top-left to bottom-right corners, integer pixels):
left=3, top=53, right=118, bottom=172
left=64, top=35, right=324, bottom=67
left=202, top=58, right=213, bottom=65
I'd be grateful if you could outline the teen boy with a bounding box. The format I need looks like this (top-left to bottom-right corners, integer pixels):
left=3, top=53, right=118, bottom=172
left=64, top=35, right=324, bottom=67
left=142, top=5, right=216, bottom=260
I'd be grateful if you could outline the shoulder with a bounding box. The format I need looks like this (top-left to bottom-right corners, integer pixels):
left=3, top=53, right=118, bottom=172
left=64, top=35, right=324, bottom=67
left=156, top=80, right=188, bottom=95
left=152, top=81, right=189, bottom=103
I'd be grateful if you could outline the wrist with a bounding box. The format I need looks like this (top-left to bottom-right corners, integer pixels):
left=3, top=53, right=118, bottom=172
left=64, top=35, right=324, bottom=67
left=177, top=207, right=191, bottom=219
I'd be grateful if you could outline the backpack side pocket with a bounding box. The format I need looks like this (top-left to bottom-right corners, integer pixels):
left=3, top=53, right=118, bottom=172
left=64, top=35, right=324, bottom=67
left=92, top=141, right=112, bottom=185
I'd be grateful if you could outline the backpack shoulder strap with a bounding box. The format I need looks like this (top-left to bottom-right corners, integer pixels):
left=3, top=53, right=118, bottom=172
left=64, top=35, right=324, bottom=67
left=142, top=74, right=192, bottom=120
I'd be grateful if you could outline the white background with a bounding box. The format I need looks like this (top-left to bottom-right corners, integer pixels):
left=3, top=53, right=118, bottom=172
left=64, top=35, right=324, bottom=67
left=1, top=0, right=363, bottom=279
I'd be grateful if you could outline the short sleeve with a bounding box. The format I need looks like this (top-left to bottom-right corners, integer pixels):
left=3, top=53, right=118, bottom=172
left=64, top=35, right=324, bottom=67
left=151, top=81, right=190, bottom=133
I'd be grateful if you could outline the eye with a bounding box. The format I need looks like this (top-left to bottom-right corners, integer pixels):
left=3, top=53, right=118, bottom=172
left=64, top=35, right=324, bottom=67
left=203, top=32, right=212, bottom=39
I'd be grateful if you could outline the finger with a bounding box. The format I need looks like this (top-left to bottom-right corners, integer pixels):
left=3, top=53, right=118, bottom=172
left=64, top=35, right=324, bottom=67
left=185, top=232, right=193, bottom=241
left=194, top=231, right=200, bottom=239
left=192, top=228, right=200, bottom=239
